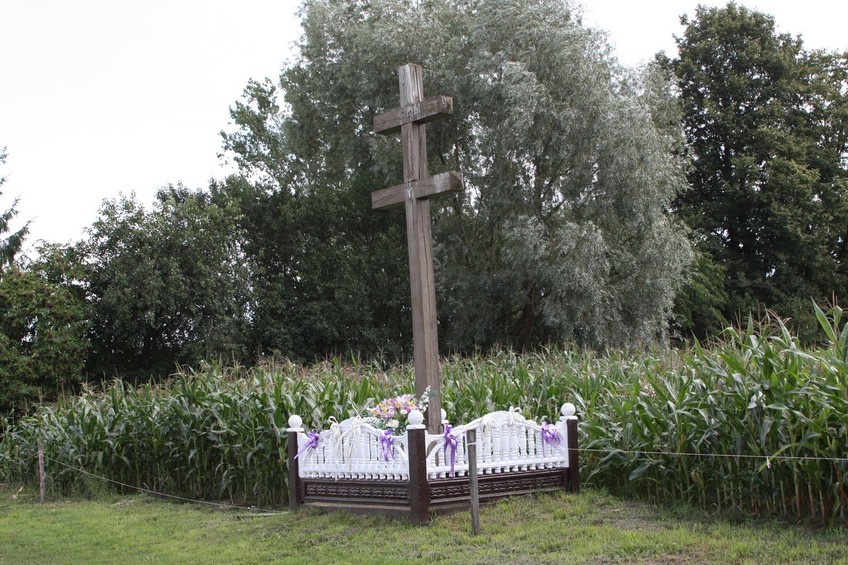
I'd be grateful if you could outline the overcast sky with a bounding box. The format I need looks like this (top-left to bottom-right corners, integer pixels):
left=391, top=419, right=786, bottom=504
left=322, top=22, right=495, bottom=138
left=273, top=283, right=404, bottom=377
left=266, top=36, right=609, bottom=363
left=2, top=0, right=846, bottom=251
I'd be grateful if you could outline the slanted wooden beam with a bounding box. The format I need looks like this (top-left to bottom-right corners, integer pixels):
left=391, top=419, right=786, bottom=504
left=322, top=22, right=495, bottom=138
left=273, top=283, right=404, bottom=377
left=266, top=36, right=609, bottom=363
left=373, top=95, right=453, bottom=135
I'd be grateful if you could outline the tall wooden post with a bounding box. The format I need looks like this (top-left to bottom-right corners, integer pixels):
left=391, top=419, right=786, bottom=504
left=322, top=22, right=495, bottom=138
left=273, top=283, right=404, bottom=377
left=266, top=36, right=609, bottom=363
left=372, top=64, right=463, bottom=433
left=467, top=429, right=481, bottom=535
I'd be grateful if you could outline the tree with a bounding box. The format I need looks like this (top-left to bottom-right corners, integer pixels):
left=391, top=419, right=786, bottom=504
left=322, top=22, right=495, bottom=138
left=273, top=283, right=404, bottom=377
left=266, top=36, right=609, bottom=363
left=210, top=170, right=413, bottom=361
left=668, top=3, right=848, bottom=333
left=0, top=148, right=84, bottom=412
left=220, top=73, right=414, bottom=360
left=0, top=147, right=29, bottom=269
left=0, top=246, right=89, bottom=413
left=84, top=186, right=253, bottom=379
left=672, top=250, right=729, bottom=340
left=222, top=0, right=692, bottom=353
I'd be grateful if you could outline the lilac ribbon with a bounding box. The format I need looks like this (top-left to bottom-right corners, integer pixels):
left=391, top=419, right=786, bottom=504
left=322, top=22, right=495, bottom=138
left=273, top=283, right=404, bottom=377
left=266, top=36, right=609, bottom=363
left=379, top=429, right=395, bottom=461
left=296, top=430, right=320, bottom=459
left=540, top=422, right=561, bottom=447
left=443, top=424, right=458, bottom=477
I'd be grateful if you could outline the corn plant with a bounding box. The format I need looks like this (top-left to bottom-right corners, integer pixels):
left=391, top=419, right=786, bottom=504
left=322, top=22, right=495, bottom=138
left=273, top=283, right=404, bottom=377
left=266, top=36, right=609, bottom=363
left=1, top=308, right=846, bottom=523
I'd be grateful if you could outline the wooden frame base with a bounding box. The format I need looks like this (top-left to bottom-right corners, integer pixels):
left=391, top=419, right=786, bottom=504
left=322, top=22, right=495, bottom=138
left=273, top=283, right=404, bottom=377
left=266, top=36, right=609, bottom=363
left=298, top=467, right=578, bottom=521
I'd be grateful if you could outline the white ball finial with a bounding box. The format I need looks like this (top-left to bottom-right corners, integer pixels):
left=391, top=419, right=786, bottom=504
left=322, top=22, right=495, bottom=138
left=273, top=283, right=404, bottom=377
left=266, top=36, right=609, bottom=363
left=561, top=403, right=576, bottom=418
left=408, top=409, right=424, bottom=428
left=288, top=414, right=303, bottom=430
left=441, top=408, right=447, bottom=422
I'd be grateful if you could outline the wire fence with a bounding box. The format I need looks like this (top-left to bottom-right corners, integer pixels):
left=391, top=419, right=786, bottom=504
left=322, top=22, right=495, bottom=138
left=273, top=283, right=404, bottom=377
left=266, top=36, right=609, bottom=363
left=38, top=453, right=289, bottom=515
left=19, top=444, right=847, bottom=512
left=580, top=447, right=848, bottom=465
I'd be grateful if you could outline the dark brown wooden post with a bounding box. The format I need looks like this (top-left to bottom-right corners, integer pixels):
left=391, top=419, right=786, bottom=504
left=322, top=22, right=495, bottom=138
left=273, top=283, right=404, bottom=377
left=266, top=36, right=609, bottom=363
left=286, top=417, right=304, bottom=509
left=372, top=63, right=463, bottom=434
left=407, top=424, right=431, bottom=525
left=566, top=415, right=580, bottom=493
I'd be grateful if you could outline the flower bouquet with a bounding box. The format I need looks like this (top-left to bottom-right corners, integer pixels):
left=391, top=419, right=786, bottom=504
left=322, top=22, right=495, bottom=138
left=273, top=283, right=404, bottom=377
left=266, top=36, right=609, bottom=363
left=362, top=387, right=430, bottom=435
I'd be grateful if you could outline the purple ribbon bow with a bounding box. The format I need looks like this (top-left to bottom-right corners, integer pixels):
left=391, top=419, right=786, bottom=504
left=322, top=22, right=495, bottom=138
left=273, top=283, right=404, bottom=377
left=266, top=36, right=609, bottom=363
left=379, top=428, right=395, bottom=461
left=540, top=422, right=561, bottom=447
left=443, top=424, right=458, bottom=477
left=296, top=430, right=320, bottom=459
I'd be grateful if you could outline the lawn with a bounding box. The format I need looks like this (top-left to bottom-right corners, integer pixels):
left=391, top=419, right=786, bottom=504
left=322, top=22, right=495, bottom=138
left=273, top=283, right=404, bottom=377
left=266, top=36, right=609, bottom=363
left=1, top=487, right=845, bottom=564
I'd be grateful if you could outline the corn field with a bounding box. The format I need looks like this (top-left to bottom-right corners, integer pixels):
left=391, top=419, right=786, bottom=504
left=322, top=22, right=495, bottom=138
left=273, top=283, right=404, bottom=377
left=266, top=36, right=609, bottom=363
left=1, top=306, right=847, bottom=523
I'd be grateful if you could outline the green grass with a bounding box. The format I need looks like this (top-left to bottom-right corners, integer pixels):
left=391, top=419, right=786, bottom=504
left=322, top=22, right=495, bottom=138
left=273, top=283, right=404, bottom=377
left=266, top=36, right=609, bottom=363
left=1, top=488, right=846, bottom=564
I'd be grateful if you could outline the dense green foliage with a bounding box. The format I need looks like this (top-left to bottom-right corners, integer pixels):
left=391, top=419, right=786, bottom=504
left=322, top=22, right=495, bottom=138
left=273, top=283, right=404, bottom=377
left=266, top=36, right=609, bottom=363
left=3, top=307, right=847, bottom=523
left=582, top=308, right=848, bottom=524
left=82, top=186, right=252, bottom=379
left=0, top=243, right=91, bottom=413
left=220, top=0, right=692, bottom=356
left=667, top=3, right=848, bottom=337
left=210, top=168, right=412, bottom=361
left=0, top=149, right=87, bottom=412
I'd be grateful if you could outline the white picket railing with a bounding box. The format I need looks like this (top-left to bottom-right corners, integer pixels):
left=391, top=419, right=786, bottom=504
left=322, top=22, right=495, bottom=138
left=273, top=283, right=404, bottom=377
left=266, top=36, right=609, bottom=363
left=294, top=417, right=411, bottom=480
left=289, top=403, right=575, bottom=482
left=425, top=408, right=571, bottom=479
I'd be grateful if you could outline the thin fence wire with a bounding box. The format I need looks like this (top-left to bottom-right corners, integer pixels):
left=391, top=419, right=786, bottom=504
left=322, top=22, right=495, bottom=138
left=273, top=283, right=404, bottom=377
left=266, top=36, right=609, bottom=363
left=580, top=447, right=848, bottom=465
left=40, top=454, right=289, bottom=515
left=10, top=440, right=844, bottom=520
left=31, top=445, right=848, bottom=507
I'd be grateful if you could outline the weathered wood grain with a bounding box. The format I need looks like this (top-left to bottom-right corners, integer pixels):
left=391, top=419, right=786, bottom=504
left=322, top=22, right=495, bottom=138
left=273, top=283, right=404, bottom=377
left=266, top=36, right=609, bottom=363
left=371, top=171, right=463, bottom=210
left=371, top=63, right=464, bottom=434
left=373, top=95, right=453, bottom=134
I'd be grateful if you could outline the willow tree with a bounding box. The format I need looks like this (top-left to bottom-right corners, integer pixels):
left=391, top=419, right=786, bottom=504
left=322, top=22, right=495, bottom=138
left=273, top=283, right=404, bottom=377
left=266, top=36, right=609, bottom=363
left=222, top=0, right=691, bottom=353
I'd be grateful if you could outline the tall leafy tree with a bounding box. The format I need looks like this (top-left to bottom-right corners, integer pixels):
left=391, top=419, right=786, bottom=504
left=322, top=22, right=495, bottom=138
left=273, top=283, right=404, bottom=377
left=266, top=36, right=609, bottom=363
left=222, top=0, right=692, bottom=354
left=220, top=68, right=413, bottom=360
left=0, top=147, right=29, bottom=270
left=669, top=3, right=848, bottom=332
left=210, top=170, right=412, bottom=361
left=0, top=148, right=84, bottom=412
left=0, top=245, right=90, bottom=413
left=84, top=186, right=252, bottom=379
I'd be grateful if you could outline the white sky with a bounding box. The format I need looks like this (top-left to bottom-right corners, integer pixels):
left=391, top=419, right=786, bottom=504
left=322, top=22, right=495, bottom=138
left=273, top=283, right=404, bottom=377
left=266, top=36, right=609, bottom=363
left=2, top=0, right=846, bottom=251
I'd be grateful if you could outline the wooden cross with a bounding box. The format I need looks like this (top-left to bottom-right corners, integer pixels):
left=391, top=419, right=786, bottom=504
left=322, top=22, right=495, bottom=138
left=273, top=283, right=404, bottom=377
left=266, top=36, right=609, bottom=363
left=372, top=64, right=463, bottom=433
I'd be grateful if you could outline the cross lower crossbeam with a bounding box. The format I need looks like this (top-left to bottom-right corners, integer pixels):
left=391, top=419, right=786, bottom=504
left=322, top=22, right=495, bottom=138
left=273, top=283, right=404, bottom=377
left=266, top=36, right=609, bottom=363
left=371, top=171, right=463, bottom=210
